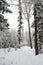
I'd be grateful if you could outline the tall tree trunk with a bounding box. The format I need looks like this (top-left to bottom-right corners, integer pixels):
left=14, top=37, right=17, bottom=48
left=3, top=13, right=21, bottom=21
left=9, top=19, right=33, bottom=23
left=34, top=4, right=38, bottom=55
left=28, top=18, right=32, bottom=48
left=35, top=20, right=38, bottom=55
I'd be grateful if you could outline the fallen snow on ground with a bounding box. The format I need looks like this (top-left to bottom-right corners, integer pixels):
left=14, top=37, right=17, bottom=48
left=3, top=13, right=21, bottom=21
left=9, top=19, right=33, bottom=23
left=0, top=46, right=43, bottom=65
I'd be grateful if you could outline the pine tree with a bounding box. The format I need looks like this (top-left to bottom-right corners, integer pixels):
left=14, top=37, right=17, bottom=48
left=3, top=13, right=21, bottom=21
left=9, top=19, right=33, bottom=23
left=0, top=0, right=12, bottom=31
left=17, top=0, right=23, bottom=48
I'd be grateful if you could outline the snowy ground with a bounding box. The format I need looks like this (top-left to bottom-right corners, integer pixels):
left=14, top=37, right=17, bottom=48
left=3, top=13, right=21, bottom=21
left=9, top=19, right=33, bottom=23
left=0, top=46, right=43, bottom=65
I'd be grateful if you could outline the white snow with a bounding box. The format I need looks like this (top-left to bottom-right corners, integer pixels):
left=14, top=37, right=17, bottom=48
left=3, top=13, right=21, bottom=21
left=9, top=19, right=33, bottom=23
left=0, top=46, right=43, bottom=65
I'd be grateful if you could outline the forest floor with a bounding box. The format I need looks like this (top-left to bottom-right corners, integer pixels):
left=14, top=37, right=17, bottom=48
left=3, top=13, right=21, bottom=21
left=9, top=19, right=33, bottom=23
left=0, top=46, right=43, bottom=65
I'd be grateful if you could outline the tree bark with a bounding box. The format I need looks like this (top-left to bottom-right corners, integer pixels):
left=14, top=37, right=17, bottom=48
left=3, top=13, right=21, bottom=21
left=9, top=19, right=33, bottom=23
left=35, top=20, right=38, bottom=55
left=28, top=18, right=32, bottom=48
left=34, top=4, right=38, bottom=55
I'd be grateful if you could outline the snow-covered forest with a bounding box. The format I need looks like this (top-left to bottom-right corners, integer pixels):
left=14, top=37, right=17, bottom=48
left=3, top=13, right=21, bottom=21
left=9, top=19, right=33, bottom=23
left=0, top=0, right=43, bottom=65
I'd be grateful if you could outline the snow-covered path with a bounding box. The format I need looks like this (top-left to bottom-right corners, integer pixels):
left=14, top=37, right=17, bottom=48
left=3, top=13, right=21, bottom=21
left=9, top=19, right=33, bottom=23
left=0, top=46, right=43, bottom=65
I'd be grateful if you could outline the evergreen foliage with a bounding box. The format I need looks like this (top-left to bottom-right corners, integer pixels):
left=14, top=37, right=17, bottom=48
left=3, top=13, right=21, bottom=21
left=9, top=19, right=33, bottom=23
left=0, top=0, right=12, bottom=48
left=0, top=0, right=12, bottom=31
left=17, top=0, right=23, bottom=48
left=32, top=0, right=43, bottom=54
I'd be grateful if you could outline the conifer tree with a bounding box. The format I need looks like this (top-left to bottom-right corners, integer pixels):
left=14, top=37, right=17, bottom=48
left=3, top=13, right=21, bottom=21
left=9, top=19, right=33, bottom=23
left=0, top=0, right=12, bottom=31
left=17, top=0, right=23, bottom=48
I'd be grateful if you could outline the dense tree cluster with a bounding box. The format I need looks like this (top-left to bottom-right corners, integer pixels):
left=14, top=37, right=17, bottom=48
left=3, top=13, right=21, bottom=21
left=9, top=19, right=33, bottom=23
left=32, top=0, right=43, bottom=54
left=0, top=0, right=12, bottom=48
